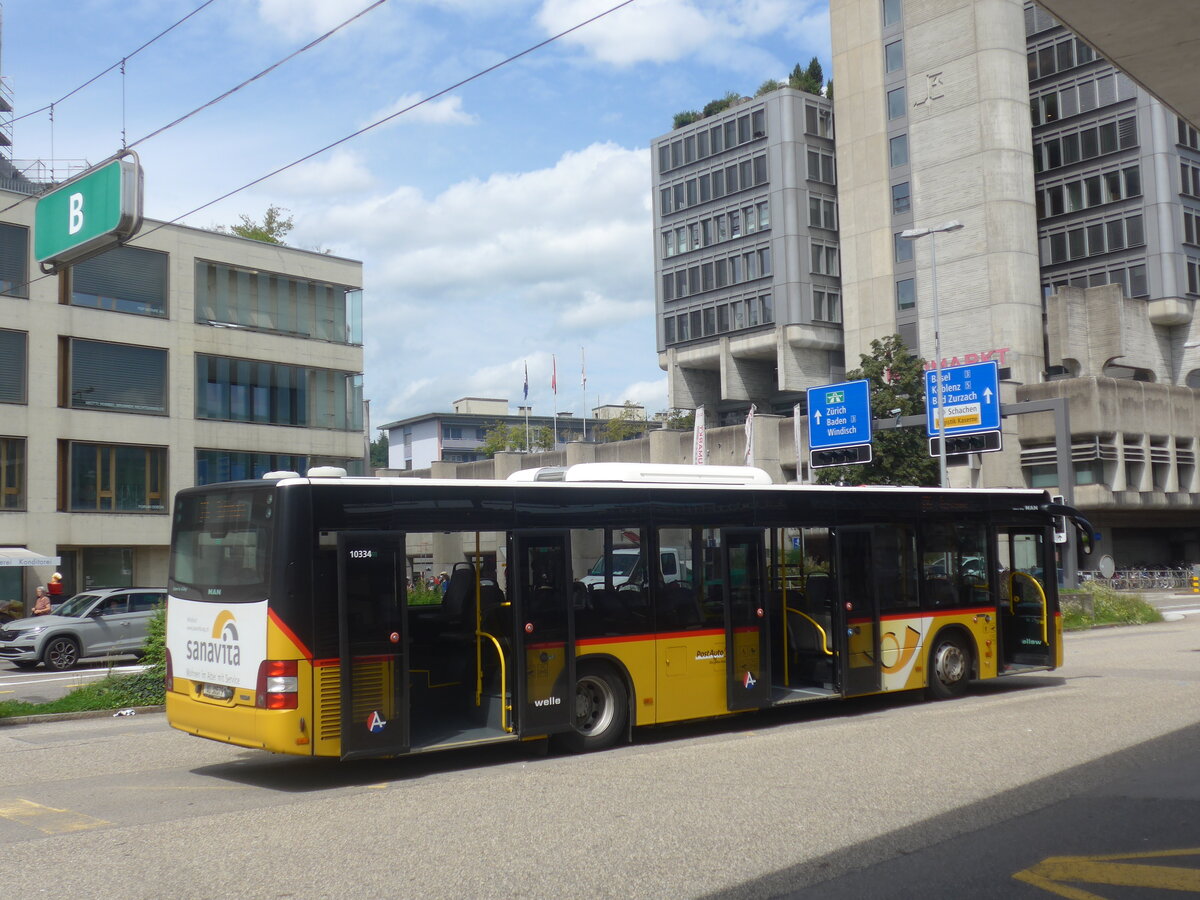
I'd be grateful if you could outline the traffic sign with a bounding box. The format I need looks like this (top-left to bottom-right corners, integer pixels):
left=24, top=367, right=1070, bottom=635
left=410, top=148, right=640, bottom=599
left=34, top=152, right=143, bottom=273
left=807, top=379, right=872, bottom=450
left=924, top=360, right=1000, bottom=437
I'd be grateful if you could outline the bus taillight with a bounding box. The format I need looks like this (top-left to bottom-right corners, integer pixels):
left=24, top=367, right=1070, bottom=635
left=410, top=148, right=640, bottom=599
left=165, top=648, right=173, bottom=692
left=256, top=659, right=299, bottom=709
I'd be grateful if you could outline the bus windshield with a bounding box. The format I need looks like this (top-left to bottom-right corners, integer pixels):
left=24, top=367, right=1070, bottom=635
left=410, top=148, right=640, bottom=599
left=170, top=486, right=275, bottom=602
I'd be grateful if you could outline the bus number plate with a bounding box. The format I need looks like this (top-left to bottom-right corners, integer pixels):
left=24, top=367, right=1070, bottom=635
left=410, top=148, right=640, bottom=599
left=201, top=683, right=234, bottom=701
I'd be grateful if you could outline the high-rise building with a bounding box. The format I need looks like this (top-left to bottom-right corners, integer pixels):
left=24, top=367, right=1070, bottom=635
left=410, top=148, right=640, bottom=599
left=652, top=87, right=844, bottom=424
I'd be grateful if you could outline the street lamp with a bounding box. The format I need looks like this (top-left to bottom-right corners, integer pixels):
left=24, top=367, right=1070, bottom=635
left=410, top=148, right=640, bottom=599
left=900, top=220, right=964, bottom=489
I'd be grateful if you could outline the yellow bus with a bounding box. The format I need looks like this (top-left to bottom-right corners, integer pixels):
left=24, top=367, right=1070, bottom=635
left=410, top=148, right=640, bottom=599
left=164, top=464, right=1091, bottom=760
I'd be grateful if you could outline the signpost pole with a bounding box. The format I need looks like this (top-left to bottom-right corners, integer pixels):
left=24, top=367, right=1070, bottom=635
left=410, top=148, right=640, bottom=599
left=931, top=231, right=948, bottom=489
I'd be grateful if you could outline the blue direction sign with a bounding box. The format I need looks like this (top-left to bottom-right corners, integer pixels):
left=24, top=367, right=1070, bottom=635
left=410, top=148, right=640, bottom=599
left=808, top=379, right=872, bottom=450
left=924, top=360, right=1000, bottom=436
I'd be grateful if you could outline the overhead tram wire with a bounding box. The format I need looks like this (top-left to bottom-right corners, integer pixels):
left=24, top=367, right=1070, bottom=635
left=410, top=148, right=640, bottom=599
left=10, top=0, right=221, bottom=128
left=126, top=0, right=391, bottom=150
left=126, top=0, right=640, bottom=245
left=0, top=0, right=222, bottom=217
left=9, top=0, right=640, bottom=294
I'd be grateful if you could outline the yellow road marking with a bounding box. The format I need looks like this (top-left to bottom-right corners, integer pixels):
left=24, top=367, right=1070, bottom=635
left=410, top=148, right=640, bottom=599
left=0, top=798, right=110, bottom=834
left=1015, top=848, right=1200, bottom=897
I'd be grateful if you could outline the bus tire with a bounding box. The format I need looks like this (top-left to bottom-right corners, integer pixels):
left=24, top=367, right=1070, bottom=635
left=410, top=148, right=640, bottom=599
left=927, top=632, right=971, bottom=700
left=555, top=662, right=628, bottom=754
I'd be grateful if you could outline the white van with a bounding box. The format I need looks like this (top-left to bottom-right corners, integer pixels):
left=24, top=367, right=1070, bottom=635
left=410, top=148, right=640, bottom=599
left=580, top=547, right=685, bottom=589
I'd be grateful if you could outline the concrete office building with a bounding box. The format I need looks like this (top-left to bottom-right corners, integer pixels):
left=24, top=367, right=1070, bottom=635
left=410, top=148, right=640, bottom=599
left=0, top=179, right=365, bottom=609
left=826, top=0, right=1200, bottom=563
left=652, top=87, right=844, bottom=424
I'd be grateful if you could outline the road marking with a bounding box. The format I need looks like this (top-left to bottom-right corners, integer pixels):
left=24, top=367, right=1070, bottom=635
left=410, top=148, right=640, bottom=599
left=1014, top=848, right=1200, bottom=897
left=0, top=798, right=110, bottom=834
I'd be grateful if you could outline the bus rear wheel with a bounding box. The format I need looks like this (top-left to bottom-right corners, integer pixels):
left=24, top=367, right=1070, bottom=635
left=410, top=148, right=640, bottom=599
left=555, top=663, right=628, bottom=753
left=927, top=632, right=971, bottom=700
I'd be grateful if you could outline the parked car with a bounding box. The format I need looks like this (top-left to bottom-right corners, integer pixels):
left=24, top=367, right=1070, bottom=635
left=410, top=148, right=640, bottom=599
left=0, top=588, right=165, bottom=671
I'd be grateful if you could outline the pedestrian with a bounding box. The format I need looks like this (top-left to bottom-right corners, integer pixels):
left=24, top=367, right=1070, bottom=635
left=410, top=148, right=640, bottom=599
left=48, top=572, right=64, bottom=604
left=32, top=585, right=52, bottom=616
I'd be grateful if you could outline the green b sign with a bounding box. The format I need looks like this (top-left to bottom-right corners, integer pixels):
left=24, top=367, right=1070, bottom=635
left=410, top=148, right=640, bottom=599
left=34, top=154, right=143, bottom=272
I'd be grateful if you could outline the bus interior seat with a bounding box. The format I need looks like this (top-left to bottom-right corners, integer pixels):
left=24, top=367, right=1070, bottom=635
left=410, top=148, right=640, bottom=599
left=922, top=578, right=957, bottom=607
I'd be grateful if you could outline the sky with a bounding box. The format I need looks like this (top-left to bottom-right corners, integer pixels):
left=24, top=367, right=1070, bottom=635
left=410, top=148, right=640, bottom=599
left=3, top=0, right=831, bottom=429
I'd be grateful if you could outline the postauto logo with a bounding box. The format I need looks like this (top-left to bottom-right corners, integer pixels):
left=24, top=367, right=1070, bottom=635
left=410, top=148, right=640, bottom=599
left=184, top=609, right=242, bottom=667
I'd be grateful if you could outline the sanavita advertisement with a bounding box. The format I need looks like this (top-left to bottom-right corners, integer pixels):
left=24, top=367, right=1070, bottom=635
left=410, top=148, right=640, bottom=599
left=168, top=597, right=268, bottom=688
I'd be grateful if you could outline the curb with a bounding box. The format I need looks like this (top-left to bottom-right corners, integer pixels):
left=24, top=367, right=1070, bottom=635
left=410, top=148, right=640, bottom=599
left=0, top=705, right=164, bottom=727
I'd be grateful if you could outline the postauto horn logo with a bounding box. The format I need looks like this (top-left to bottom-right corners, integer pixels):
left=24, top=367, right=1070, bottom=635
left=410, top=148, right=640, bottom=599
left=185, top=609, right=242, bottom=666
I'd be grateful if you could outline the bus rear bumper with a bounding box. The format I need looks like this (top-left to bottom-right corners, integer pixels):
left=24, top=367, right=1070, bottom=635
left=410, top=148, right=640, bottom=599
left=166, top=693, right=312, bottom=755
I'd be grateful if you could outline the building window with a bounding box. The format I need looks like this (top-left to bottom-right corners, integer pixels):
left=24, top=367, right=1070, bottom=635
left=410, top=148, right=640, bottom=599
left=760, top=293, right=774, bottom=324
left=71, top=246, right=167, bottom=317
left=882, top=0, right=901, bottom=27
left=896, top=278, right=916, bottom=310
left=66, top=339, right=168, bottom=416
left=814, top=289, right=842, bottom=323
left=663, top=317, right=676, bottom=344
left=196, top=260, right=363, bottom=345
left=196, top=450, right=310, bottom=485
left=810, top=241, right=839, bottom=276
left=0, top=437, right=24, bottom=510
left=885, top=40, right=904, bottom=73
left=807, top=149, right=836, bottom=184
left=894, top=233, right=914, bottom=263
left=0, top=329, right=26, bottom=404
left=892, top=182, right=911, bottom=214
left=808, top=195, right=837, bottom=229
left=887, top=86, right=906, bottom=120
left=0, top=223, right=28, bottom=298
left=66, top=442, right=166, bottom=513
left=195, top=354, right=363, bottom=431
left=889, top=133, right=908, bottom=168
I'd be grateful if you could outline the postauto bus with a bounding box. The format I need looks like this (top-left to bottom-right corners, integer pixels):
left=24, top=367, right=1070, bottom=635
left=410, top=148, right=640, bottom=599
left=164, top=464, right=1091, bottom=760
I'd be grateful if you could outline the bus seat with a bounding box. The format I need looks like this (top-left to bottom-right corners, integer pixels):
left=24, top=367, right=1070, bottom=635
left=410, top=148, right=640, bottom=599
left=440, top=565, right=476, bottom=630
left=805, top=573, right=833, bottom=611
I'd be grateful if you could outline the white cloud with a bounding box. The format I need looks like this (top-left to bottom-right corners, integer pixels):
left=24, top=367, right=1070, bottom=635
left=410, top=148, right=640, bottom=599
left=299, top=141, right=659, bottom=422
left=535, top=0, right=828, bottom=73
left=273, top=149, right=377, bottom=196
left=255, top=0, right=385, bottom=41
left=365, top=93, right=478, bottom=128
left=536, top=0, right=717, bottom=67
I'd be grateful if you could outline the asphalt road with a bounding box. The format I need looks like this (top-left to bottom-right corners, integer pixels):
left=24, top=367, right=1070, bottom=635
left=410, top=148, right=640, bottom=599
left=1, top=617, right=1198, bottom=899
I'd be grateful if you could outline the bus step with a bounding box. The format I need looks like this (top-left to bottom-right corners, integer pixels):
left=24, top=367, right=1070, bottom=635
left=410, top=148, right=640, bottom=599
left=770, top=684, right=839, bottom=705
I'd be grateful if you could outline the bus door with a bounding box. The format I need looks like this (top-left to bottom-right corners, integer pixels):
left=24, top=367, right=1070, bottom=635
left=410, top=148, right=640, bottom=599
left=336, top=531, right=409, bottom=760
left=998, top=528, right=1055, bottom=669
left=511, top=532, right=576, bottom=735
left=723, top=530, right=772, bottom=710
left=835, top=526, right=881, bottom=696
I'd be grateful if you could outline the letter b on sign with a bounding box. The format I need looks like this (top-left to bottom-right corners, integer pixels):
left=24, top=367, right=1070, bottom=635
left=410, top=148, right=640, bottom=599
left=68, top=193, right=84, bottom=235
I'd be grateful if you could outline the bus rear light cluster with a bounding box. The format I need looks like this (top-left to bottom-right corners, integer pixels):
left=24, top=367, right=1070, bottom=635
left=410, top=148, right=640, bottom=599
left=164, top=648, right=174, bottom=692
left=256, top=659, right=299, bottom=709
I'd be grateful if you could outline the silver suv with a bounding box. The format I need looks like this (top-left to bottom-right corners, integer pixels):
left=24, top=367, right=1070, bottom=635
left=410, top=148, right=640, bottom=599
left=0, top=588, right=164, bottom=671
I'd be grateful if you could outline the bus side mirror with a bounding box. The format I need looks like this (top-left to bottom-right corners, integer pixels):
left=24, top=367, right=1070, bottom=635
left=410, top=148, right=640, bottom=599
left=1051, top=495, right=1068, bottom=544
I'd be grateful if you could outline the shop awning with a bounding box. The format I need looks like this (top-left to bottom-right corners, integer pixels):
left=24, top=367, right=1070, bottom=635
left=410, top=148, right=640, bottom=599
left=0, top=548, right=62, bottom=567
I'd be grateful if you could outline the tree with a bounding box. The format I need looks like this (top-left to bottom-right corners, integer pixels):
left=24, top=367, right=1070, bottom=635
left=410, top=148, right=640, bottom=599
left=658, top=408, right=695, bottom=430
left=601, top=402, right=647, bottom=442
left=220, top=204, right=294, bottom=244
left=673, top=110, right=701, bottom=129
left=756, top=79, right=784, bottom=97
left=702, top=91, right=742, bottom=118
left=370, top=432, right=389, bottom=468
left=814, top=335, right=939, bottom=486
left=789, top=57, right=825, bottom=95
left=479, top=422, right=526, bottom=457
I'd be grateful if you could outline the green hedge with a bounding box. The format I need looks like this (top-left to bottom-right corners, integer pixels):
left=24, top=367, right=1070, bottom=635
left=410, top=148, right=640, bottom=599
left=1061, top=582, right=1163, bottom=630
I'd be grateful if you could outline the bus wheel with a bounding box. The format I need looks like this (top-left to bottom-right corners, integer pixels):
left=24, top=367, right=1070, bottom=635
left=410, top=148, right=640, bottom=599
left=556, top=663, right=628, bottom=753
left=927, top=632, right=971, bottom=700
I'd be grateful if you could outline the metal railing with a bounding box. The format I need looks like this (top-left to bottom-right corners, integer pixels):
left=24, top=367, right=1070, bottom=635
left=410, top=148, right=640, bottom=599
left=1078, top=568, right=1192, bottom=591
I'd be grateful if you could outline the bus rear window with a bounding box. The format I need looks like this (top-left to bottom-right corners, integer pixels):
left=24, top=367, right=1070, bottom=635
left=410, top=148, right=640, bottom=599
left=171, top=487, right=275, bottom=600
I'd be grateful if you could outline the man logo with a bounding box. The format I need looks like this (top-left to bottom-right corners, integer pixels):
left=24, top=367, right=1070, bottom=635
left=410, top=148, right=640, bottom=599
left=211, top=610, right=239, bottom=642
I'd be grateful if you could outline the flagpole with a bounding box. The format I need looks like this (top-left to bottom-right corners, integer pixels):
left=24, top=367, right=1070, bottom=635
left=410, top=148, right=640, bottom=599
left=522, top=360, right=530, bottom=452
left=580, top=346, right=587, bottom=442
left=552, top=354, right=558, bottom=452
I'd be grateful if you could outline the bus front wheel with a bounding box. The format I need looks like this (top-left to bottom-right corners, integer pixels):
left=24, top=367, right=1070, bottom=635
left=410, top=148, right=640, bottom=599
left=927, top=632, right=971, bottom=700
left=556, top=663, right=628, bottom=753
